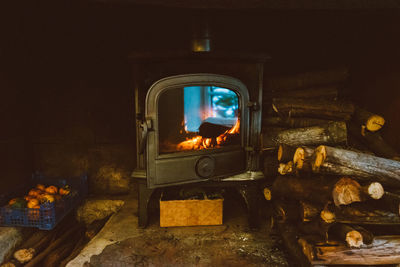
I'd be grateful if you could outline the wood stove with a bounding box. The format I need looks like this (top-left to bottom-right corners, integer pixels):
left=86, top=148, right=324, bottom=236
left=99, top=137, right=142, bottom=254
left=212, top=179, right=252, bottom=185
left=130, top=51, right=269, bottom=227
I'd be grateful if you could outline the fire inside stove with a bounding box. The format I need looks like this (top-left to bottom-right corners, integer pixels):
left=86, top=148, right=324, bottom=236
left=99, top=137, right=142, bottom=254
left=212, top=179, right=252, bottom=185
left=158, top=86, right=240, bottom=153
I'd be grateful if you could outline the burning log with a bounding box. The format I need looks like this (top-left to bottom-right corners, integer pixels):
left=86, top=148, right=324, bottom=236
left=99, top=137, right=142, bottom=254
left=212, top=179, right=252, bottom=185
left=312, top=145, right=400, bottom=187
left=198, top=118, right=233, bottom=138
left=347, top=122, right=400, bottom=160
left=263, top=116, right=334, bottom=129
left=328, top=223, right=373, bottom=248
left=353, top=107, right=385, bottom=133
left=272, top=98, right=354, bottom=121
left=271, top=85, right=339, bottom=100
left=266, top=67, right=349, bottom=92
left=263, top=121, right=347, bottom=148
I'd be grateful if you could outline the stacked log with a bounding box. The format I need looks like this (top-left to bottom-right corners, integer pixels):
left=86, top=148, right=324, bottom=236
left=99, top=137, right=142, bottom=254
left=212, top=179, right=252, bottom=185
left=263, top=67, right=400, bottom=265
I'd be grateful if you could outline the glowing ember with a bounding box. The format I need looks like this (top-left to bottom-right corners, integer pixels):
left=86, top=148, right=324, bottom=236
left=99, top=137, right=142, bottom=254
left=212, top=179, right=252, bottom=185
left=177, top=119, right=240, bottom=151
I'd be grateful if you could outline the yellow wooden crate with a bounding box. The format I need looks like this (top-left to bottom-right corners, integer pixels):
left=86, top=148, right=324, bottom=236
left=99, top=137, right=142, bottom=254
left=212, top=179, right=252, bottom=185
left=160, top=195, right=223, bottom=227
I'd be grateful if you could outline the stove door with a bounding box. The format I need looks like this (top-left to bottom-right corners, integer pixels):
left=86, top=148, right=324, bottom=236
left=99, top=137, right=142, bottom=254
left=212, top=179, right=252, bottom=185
left=145, top=74, right=249, bottom=188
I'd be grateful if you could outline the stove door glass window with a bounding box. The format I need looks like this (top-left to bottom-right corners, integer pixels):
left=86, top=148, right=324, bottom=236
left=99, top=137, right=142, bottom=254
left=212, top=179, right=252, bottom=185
left=158, top=86, right=240, bottom=154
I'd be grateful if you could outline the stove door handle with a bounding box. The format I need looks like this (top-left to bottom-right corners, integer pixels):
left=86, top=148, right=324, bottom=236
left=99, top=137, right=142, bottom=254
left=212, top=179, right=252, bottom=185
left=139, top=120, right=149, bottom=154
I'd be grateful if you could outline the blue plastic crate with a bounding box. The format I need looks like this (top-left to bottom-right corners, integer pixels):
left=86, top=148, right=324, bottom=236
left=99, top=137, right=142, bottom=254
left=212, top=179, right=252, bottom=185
left=0, top=173, right=87, bottom=230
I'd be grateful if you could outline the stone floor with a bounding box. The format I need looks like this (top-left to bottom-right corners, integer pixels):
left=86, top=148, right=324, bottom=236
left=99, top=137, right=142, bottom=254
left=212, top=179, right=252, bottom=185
left=67, top=190, right=290, bottom=267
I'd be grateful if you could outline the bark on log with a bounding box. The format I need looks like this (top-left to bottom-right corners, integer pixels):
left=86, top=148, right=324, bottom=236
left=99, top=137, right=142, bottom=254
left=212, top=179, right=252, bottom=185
left=25, top=225, right=83, bottom=267
left=43, top=239, right=77, bottom=267
left=272, top=98, right=354, bottom=120
left=271, top=85, right=339, bottom=100
left=271, top=175, right=334, bottom=205
left=263, top=116, right=334, bottom=128
left=262, top=154, right=279, bottom=178
left=267, top=67, right=349, bottom=92
left=277, top=144, right=297, bottom=162
left=273, top=200, right=301, bottom=223
left=298, top=219, right=331, bottom=240
left=263, top=121, right=347, bottom=148
left=59, top=235, right=88, bottom=267
left=312, top=145, right=400, bottom=187
left=13, top=230, right=55, bottom=264
left=276, top=223, right=312, bottom=267
left=328, top=224, right=365, bottom=248
left=348, top=122, right=400, bottom=160
left=353, top=107, right=385, bottom=132
left=300, top=201, right=321, bottom=222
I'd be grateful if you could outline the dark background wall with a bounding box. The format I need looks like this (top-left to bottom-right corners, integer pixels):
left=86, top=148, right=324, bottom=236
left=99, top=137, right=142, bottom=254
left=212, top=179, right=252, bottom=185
left=1, top=2, right=400, bottom=194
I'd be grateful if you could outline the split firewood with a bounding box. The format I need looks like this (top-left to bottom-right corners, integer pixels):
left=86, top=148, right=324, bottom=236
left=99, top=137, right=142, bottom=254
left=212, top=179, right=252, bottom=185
left=278, top=161, right=294, bottom=175
left=277, top=144, right=297, bottom=162
left=272, top=200, right=301, bottom=223
left=272, top=98, right=354, bottom=121
left=271, top=85, right=339, bottom=100
left=320, top=205, right=336, bottom=223
left=293, top=146, right=314, bottom=172
left=262, top=154, right=279, bottom=178
left=312, top=145, right=400, bottom=187
left=25, top=224, right=83, bottom=267
left=263, top=117, right=335, bottom=129
left=266, top=67, right=349, bottom=92
left=298, top=219, right=332, bottom=240
left=353, top=107, right=385, bottom=133
left=328, top=223, right=373, bottom=248
left=43, top=238, right=78, bottom=267
left=276, top=222, right=312, bottom=267
left=13, top=230, right=55, bottom=264
left=332, top=178, right=384, bottom=206
left=263, top=121, right=347, bottom=148
left=300, top=201, right=321, bottom=222
left=270, top=175, right=333, bottom=205
left=59, top=235, right=88, bottom=267
left=347, top=122, right=400, bottom=160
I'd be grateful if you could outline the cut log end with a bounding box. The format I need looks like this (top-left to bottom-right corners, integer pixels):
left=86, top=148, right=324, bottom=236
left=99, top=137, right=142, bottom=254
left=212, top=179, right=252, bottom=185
left=346, top=230, right=363, bottom=248
left=366, top=115, right=385, bottom=132
left=278, top=161, right=294, bottom=175
left=14, top=248, right=35, bottom=264
left=277, top=145, right=283, bottom=161
left=332, top=178, right=362, bottom=206
left=293, top=147, right=305, bottom=169
left=263, top=187, right=272, bottom=201
left=320, top=209, right=336, bottom=223
left=312, top=145, right=326, bottom=171
left=367, top=182, right=384, bottom=200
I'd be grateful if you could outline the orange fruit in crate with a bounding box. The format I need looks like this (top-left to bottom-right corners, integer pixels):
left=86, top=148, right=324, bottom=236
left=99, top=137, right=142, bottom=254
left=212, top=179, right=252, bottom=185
left=27, top=199, right=40, bottom=209
left=8, top=198, right=17, bottom=206
left=59, top=187, right=70, bottom=196
left=28, top=205, right=40, bottom=221
left=28, top=189, right=40, bottom=197
left=40, top=194, right=55, bottom=204
left=45, top=186, right=58, bottom=194
left=36, top=184, right=46, bottom=191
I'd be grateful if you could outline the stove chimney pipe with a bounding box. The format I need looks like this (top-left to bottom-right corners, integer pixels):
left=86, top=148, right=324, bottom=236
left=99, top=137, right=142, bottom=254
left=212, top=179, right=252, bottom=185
left=191, top=14, right=212, bottom=52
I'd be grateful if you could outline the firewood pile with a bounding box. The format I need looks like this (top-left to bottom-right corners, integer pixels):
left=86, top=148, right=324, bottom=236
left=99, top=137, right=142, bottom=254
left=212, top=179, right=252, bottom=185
left=0, top=215, right=110, bottom=267
left=262, top=68, right=400, bottom=266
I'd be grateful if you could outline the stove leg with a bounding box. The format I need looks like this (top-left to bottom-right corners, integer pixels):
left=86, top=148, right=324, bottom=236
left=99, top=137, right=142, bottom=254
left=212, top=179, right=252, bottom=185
left=138, top=181, right=155, bottom=228
left=238, top=184, right=261, bottom=229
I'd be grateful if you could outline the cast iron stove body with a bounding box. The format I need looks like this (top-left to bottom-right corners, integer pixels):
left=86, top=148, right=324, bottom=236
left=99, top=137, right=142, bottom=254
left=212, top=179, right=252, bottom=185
left=130, top=51, right=269, bottom=227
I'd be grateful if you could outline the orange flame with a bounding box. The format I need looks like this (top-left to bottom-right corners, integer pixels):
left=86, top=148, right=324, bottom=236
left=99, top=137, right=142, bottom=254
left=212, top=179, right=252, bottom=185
left=177, top=119, right=240, bottom=151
